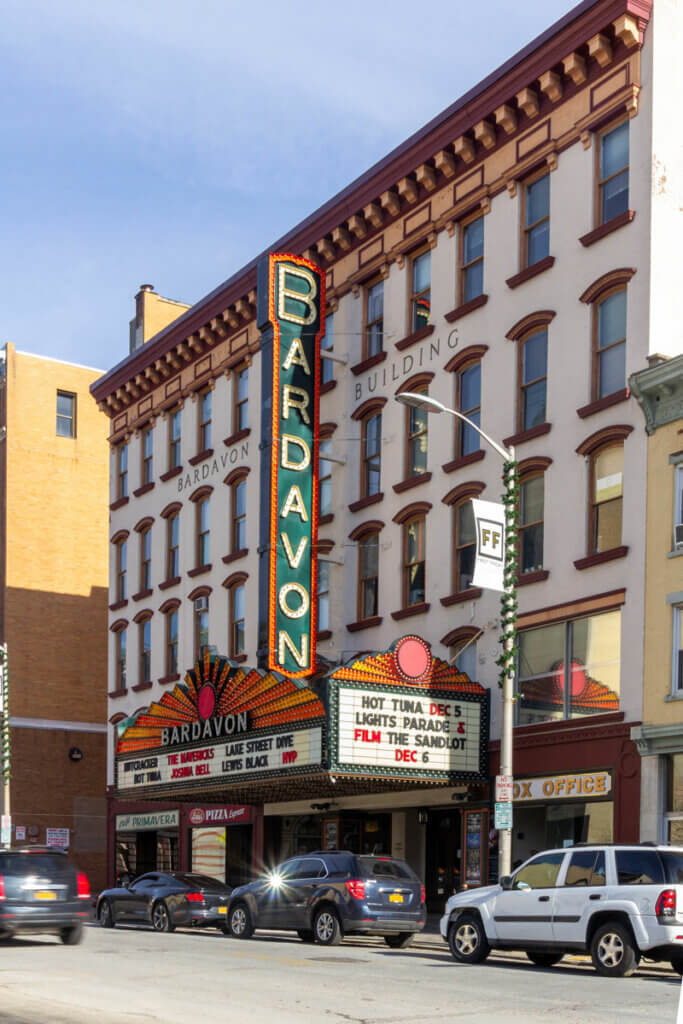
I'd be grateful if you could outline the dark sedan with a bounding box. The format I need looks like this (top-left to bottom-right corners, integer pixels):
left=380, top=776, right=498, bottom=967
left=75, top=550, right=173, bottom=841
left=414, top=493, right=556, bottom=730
left=0, top=847, right=91, bottom=944
left=97, top=871, right=232, bottom=932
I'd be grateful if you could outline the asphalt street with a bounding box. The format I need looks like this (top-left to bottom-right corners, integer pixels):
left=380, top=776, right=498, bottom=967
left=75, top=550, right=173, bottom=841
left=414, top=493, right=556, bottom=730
left=0, top=924, right=681, bottom=1024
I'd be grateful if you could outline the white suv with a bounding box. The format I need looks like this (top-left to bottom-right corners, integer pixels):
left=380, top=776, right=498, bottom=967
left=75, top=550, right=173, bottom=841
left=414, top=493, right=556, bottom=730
left=440, top=844, right=683, bottom=977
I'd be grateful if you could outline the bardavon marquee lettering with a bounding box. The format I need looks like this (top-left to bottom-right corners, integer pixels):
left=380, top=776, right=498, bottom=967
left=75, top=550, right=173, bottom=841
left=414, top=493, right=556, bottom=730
left=266, top=254, right=324, bottom=678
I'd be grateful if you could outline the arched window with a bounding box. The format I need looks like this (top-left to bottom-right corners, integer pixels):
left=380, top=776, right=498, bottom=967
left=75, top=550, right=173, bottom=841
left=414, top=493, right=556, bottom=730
left=517, top=458, right=551, bottom=577
left=139, top=526, right=152, bottom=593
left=318, top=424, right=337, bottom=520
left=443, top=482, right=484, bottom=600
left=442, top=626, right=481, bottom=682
left=161, top=503, right=181, bottom=582
left=189, top=487, right=213, bottom=570
left=189, top=587, right=212, bottom=661
left=349, top=522, right=383, bottom=625
left=403, top=515, right=426, bottom=607
left=223, top=574, right=247, bottom=660
left=160, top=599, right=181, bottom=679
left=110, top=620, right=128, bottom=692
left=198, top=388, right=212, bottom=451
left=576, top=426, right=632, bottom=560
left=225, top=468, right=250, bottom=557
left=135, top=613, right=152, bottom=685
left=111, top=531, right=129, bottom=604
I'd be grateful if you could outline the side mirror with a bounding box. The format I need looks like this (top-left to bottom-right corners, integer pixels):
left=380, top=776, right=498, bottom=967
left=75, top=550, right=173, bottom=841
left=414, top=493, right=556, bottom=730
left=500, top=875, right=513, bottom=890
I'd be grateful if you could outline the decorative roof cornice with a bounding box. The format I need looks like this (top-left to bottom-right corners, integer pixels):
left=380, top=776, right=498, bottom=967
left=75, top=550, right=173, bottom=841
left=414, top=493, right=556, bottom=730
left=630, top=353, right=683, bottom=434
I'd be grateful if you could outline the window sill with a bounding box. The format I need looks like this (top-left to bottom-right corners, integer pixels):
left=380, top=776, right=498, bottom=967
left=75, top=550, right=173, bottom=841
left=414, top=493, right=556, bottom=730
left=346, top=616, right=383, bottom=633
left=132, top=589, right=153, bottom=602
left=132, top=681, right=153, bottom=693
left=668, top=550, right=683, bottom=560
left=349, top=493, right=384, bottom=513
left=503, top=422, right=551, bottom=448
left=320, top=380, right=337, bottom=396
left=440, top=588, right=482, bottom=607
left=224, top=428, right=250, bottom=447
left=158, top=673, right=180, bottom=686
left=159, top=576, right=181, bottom=591
left=574, top=545, right=629, bottom=570
left=108, top=688, right=128, bottom=699
left=188, top=448, right=214, bottom=467
left=351, top=351, right=387, bottom=377
left=160, top=466, right=183, bottom=482
left=391, top=602, right=430, bottom=620
left=222, top=548, right=249, bottom=564
left=319, top=513, right=334, bottom=525
left=444, top=294, right=488, bottom=323
left=317, top=630, right=333, bottom=642
left=506, top=255, right=555, bottom=290
left=110, top=496, right=129, bottom=511
left=230, top=653, right=248, bottom=664
left=393, top=472, right=432, bottom=494
left=395, top=324, right=435, bottom=352
left=108, top=599, right=128, bottom=612
left=577, top=388, right=630, bottom=419
left=516, top=569, right=550, bottom=587
left=442, top=450, right=485, bottom=474
left=133, top=482, right=155, bottom=498
left=579, top=209, right=635, bottom=248
left=188, top=564, right=212, bottom=578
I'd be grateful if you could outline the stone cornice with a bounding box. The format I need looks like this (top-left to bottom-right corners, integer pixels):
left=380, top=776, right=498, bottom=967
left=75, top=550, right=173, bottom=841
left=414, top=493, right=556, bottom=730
left=630, top=354, right=683, bottom=434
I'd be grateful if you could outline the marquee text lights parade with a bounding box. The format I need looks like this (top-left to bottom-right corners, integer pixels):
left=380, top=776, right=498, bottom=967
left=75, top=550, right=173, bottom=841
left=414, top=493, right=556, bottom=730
left=267, top=254, right=324, bottom=678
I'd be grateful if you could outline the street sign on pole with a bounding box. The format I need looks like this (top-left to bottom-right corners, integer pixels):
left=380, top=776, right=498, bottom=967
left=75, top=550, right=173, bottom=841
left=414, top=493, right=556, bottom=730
left=1, top=815, right=11, bottom=846
left=495, top=774, right=513, bottom=803
left=494, top=802, right=512, bottom=830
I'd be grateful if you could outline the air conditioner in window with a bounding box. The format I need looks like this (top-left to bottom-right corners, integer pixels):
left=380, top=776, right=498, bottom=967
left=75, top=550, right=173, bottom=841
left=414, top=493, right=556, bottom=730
left=675, top=523, right=683, bottom=549
left=194, top=597, right=209, bottom=612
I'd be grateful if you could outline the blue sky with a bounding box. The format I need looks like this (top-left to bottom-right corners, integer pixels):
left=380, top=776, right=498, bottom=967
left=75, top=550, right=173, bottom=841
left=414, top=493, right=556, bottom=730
left=2, top=0, right=578, bottom=372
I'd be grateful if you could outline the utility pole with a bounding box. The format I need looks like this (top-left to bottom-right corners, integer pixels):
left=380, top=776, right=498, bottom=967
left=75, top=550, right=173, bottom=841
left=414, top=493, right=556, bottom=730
left=0, top=644, right=10, bottom=847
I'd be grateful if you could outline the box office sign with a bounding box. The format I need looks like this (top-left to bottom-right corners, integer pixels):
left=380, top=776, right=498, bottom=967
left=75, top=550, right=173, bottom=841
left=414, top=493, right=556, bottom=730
left=328, top=637, right=489, bottom=783
left=116, top=811, right=179, bottom=832
left=259, top=253, right=324, bottom=679
left=513, top=771, right=613, bottom=802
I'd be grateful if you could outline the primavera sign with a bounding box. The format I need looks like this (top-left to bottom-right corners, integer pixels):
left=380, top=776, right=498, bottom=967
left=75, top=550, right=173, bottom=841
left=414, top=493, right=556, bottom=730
left=263, top=253, right=324, bottom=678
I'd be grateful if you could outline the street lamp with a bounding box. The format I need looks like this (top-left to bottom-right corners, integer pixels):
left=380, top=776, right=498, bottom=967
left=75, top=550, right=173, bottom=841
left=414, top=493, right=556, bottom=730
left=395, top=391, right=518, bottom=878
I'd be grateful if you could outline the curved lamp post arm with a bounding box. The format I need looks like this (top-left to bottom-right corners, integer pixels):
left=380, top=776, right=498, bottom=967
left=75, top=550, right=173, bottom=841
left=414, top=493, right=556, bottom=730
left=394, top=392, right=512, bottom=462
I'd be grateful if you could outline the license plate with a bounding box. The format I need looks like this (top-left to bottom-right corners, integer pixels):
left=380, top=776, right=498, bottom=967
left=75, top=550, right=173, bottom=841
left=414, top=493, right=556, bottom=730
left=389, top=893, right=404, bottom=904
left=35, top=891, right=57, bottom=901
left=218, top=906, right=227, bottom=915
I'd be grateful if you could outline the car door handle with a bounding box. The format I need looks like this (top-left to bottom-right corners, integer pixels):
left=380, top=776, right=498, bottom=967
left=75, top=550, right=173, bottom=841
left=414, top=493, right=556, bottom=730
left=538, top=895, right=550, bottom=902
left=589, top=894, right=602, bottom=901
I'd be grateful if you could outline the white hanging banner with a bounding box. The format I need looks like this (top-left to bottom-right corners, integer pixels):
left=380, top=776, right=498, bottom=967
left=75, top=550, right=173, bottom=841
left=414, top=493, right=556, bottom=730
left=471, top=499, right=506, bottom=593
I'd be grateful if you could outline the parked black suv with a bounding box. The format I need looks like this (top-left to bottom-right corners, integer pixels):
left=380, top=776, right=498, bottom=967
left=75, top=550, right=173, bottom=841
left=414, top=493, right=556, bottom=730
left=0, top=848, right=91, bottom=944
left=227, top=851, right=425, bottom=946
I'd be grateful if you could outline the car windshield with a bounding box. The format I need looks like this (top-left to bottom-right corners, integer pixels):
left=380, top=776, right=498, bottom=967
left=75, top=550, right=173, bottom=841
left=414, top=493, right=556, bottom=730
left=171, top=873, right=227, bottom=890
left=358, top=857, right=417, bottom=880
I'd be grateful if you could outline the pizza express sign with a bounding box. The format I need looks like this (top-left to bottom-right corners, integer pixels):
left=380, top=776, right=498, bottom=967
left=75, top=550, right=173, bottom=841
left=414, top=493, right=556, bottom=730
left=259, top=253, right=324, bottom=679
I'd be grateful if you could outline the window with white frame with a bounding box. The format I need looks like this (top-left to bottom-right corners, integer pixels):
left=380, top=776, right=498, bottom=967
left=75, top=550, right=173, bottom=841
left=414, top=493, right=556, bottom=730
left=673, top=606, right=683, bottom=695
left=674, top=464, right=683, bottom=549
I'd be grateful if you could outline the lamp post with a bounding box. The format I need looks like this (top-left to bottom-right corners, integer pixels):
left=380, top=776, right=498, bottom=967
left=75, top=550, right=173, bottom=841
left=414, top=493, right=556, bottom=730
left=0, top=644, right=10, bottom=849
left=395, top=392, right=518, bottom=878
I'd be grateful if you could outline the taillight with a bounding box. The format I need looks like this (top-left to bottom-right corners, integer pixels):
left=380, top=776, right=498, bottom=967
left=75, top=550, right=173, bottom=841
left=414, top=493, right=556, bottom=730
left=345, top=879, right=365, bottom=900
left=656, top=889, right=676, bottom=921
left=420, top=885, right=426, bottom=904
left=0, top=875, right=5, bottom=901
left=76, top=873, right=90, bottom=900
left=186, top=892, right=205, bottom=903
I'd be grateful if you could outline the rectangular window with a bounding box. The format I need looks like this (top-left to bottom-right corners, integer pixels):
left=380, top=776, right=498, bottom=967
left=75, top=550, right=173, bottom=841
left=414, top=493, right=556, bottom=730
left=519, top=475, right=544, bottom=574
left=454, top=502, right=476, bottom=592
left=674, top=607, right=683, bottom=694
left=407, top=395, right=428, bottom=476
left=197, top=498, right=210, bottom=566
left=167, top=514, right=180, bottom=579
left=56, top=391, right=76, bottom=438
left=564, top=850, right=606, bottom=887
left=520, top=329, right=547, bottom=431
left=460, top=216, right=484, bottom=304
left=591, top=444, right=623, bottom=553
left=116, top=629, right=127, bottom=690
left=321, top=314, right=334, bottom=385
left=118, top=444, right=129, bottom=499
left=195, top=605, right=209, bottom=660
left=517, top=609, right=621, bottom=726
left=166, top=609, right=179, bottom=677
left=362, top=413, right=382, bottom=498
left=523, top=172, right=550, bottom=267
left=235, top=367, right=248, bottom=432
left=141, top=426, right=154, bottom=485
left=169, top=409, right=182, bottom=470
left=452, top=639, right=477, bottom=681
left=232, top=479, right=247, bottom=552
left=116, top=540, right=127, bottom=602
left=675, top=467, right=683, bottom=543
left=359, top=534, right=379, bottom=620
left=599, top=121, right=629, bottom=224
left=140, top=529, right=152, bottom=592
left=410, top=251, right=431, bottom=332
left=139, top=619, right=151, bottom=683
left=199, top=390, right=212, bottom=450
left=230, top=584, right=246, bottom=657
left=457, top=363, right=481, bottom=457
left=365, top=282, right=384, bottom=359
left=317, top=561, right=330, bottom=633
left=596, top=290, right=626, bottom=399
left=319, top=438, right=333, bottom=516
left=403, top=517, right=425, bottom=607
left=615, top=850, right=664, bottom=886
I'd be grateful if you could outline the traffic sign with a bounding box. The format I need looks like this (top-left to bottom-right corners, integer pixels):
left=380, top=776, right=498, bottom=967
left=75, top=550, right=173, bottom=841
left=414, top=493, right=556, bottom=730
left=495, top=774, right=513, bottom=802
left=494, top=802, right=512, bottom=830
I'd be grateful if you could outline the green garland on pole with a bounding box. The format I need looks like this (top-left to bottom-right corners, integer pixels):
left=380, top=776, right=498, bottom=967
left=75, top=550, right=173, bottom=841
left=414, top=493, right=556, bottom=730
left=496, top=460, right=519, bottom=689
left=0, top=645, right=9, bottom=784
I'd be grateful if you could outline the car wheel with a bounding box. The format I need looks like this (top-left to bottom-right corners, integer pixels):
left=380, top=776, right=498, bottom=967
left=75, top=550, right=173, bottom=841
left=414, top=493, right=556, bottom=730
left=590, top=921, right=639, bottom=977
left=526, top=952, right=563, bottom=967
left=313, top=907, right=342, bottom=946
left=297, top=929, right=314, bottom=943
left=448, top=913, right=490, bottom=964
left=151, top=900, right=175, bottom=933
left=99, top=900, right=115, bottom=929
left=229, top=903, right=253, bottom=939
left=60, top=925, right=83, bottom=946
left=672, top=957, right=683, bottom=975
left=384, top=932, right=415, bottom=949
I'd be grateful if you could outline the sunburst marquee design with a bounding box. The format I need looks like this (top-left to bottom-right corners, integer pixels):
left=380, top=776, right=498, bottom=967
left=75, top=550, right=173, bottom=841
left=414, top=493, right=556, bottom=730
left=117, top=650, right=325, bottom=755
left=330, top=635, right=485, bottom=694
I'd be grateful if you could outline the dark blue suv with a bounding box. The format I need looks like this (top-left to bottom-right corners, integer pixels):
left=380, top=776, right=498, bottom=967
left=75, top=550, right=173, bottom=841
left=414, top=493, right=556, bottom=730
left=227, top=851, right=425, bottom=947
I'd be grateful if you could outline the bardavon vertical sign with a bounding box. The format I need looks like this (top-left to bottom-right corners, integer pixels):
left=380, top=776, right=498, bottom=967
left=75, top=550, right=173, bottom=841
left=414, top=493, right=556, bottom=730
left=258, top=254, right=324, bottom=678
